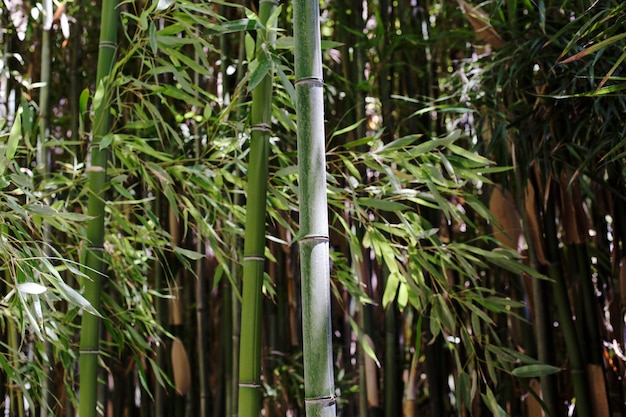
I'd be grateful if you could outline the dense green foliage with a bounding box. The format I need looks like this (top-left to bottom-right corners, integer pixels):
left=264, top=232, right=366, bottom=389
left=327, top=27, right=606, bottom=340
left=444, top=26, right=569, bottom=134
left=0, top=0, right=624, bottom=416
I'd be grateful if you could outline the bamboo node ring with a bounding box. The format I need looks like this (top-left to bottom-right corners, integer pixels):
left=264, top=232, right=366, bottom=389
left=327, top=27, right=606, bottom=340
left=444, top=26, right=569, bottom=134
left=304, top=395, right=336, bottom=405
left=294, top=76, right=323, bottom=87
left=99, top=41, right=117, bottom=49
left=238, top=382, right=262, bottom=388
left=251, top=123, right=271, bottom=132
left=299, top=234, right=329, bottom=243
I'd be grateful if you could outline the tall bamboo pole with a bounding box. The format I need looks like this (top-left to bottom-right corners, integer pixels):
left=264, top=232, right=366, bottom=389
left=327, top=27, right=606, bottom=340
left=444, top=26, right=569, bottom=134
left=293, top=0, right=336, bottom=415
left=77, top=0, right=119, bottom=415
left=38, top=2, right=52, bottom=416
left=237, top=1, right=278, bottom=415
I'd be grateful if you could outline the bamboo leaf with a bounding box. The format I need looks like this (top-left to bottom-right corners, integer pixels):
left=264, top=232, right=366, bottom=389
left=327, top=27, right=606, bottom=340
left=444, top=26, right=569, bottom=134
left=247, top=52, right=273, bottom=92
left=558, top=33, right=626, bottom=64
left=17, top=282, right=47, bottom=295
left=79, top=87, right=89, bottom=114
left=330, top=119, right=366, bottom=139
left=456, top=371, right=471, bottom=411
left=512, top=364, right=561, bottom=378
left=7, top=105, right=22, bottom=160
left=382, top=271, right=400, bottom=308
left=482, top=386, right=508, bottom=417
left=149, top=22, right=157, bottom=54
left=56, top=281, right=100, bottom=316
left=173, top=246, right=205, bottom=260
left=357, top=197, right=410, bottom=212
left=275, top=62, right=295, bottom=104
left=348, top=316, right=380, bottom=367
left=245, top=32, right=255, bottom=61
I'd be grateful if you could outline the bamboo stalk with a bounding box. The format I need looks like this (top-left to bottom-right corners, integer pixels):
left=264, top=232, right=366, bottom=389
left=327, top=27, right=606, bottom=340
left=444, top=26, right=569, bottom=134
left=510, top=146, right=559, bottom=417
left=293, top=0, right=337, bottom=414
left=237, top=1, right=278, bottom=415
left=38, top=2, right=52, bottom=415
left=77, top=0, right=119, bottom=414
left=542, top=181, right=593, bottom=417
left=384, top=305, right=398, bottom=417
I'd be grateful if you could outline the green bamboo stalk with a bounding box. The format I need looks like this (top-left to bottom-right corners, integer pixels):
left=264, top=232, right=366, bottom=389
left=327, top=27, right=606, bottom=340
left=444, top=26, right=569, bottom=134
left=543, top=183, right=592, bottom=417
left=77, top=0, right=119, bottom=415
left=293, top=0, right=336, bottom=415
left=237, top=1, right=278, bottom=415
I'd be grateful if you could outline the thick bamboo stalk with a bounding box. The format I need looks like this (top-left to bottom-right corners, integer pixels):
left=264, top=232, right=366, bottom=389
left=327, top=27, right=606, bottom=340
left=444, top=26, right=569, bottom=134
left=293, top=0, right=336, bottom=415
left=77, top=0, right=119, bottom=415
left=237, top=1, right=278, bottom=415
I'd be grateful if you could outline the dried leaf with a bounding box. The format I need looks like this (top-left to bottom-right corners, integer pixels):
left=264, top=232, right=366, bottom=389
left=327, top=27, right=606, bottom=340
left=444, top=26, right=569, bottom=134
left=171, top=337, right=191, bottom=396
left=559, top=172, right=580, bottom=245
left=489, top=185, right=522, bottom=250
left=457, top=0, right=506, bottom=50
left=525, top=181, right=549, bottom=266
left=587, top=364, right=609, bottom=417
left=525, top=379, right=545, bottom=417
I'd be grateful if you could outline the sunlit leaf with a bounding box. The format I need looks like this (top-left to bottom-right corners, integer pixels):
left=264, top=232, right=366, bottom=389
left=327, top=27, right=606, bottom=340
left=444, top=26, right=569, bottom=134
left=17, top=282, right=47, bottom=295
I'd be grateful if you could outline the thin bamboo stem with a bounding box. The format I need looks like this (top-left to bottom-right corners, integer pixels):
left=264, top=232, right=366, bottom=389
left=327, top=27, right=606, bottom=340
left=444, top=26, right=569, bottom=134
left=237, top=1, right=278, bottom=415
left=77, top=0, right=119, bottom=414
left=38, top=4, right=52, bottom=415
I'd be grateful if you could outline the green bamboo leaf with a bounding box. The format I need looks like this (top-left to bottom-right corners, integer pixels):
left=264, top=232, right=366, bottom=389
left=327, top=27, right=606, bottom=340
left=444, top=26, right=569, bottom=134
left=92, top=79, right=106, bottom=115
left=382, top=271, right=400, bottom=308
left=247, top=53, right=273, bottom=92
left=265, top=4, right=282, bottom=34
left=348, top=316, right=380, bottom=367
left=433, top=294, right=456, bottom=332
left=160, top=85, right=203, bottom=106
left=482, top=386, right=508, bottom=417
left=512, top=364, right=561, bottom=378
left=551, top=82, right=626, bottom=98
left=17, top=282, right=47, bottom=295
left=456, top=371, right=471, bottom=411
left=173, top=246, right=205, bottom=260
left=275, top=63, right=296, bottom=105
left=149, top=22, right=157, bottom=54
left=407, top=135, right=459, bottom=156
left=375, top=134, right=421, bottom=153
left=216, top=18, right=261, bottom=34
left=56, top=281, right=100, bottom=316
left=357, top=197, right=410, bottom=212
left=99, top=134, right=114, bottom=150
left=330, top=119, right=366, bottom=139
left=447, top=143, right=492, bottom=165
left=245, top=32, right=255, bottom=61
left=7, top=106, right=22, bottom=160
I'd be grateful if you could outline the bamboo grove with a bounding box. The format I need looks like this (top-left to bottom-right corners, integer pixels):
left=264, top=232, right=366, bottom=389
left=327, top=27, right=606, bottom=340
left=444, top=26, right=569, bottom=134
left=0, top=0, right=625, bottom=416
